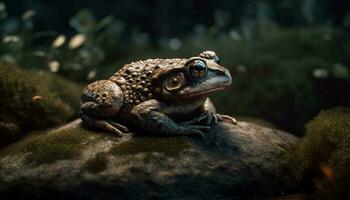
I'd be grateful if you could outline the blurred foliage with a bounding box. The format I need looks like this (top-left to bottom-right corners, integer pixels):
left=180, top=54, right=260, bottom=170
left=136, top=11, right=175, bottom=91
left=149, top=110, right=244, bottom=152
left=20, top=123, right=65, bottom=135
left=0, top=4, right=125, bottom=81
left=0, top=63, right=82, bottom=147
left=286, top=107, right=350, bottom=199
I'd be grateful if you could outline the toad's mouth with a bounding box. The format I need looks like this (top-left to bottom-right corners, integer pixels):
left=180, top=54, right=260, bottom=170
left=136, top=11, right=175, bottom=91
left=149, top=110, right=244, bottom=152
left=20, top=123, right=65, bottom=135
left=176, top=73, right=232, bottom=99
left=178, top=86, right=228, bottom=99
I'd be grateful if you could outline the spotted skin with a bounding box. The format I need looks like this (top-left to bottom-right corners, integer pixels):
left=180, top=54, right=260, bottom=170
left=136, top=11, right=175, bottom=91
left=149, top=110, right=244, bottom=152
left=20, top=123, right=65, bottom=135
left=109, top=59, right=187, bottom=120
left=80, top=51, right=236, bottom=137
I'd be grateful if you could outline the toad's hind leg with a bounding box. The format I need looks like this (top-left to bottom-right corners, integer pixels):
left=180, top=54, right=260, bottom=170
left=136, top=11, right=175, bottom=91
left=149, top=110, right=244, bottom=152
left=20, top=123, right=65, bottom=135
left=80, top=80, right=129, bottom=136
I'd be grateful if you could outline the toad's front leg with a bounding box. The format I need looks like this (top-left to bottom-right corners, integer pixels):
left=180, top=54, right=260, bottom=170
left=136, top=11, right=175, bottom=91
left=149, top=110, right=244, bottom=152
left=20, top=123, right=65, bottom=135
left=131, top=99, right=209, bottom=137
left=181, top=98, right=237, bottom=126
left=202, top=98, right=237, bottom=125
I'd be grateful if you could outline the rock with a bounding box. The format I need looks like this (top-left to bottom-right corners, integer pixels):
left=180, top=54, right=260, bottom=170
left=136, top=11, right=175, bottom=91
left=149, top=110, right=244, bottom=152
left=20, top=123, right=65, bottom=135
left=0, top=119, right=298, bottom=199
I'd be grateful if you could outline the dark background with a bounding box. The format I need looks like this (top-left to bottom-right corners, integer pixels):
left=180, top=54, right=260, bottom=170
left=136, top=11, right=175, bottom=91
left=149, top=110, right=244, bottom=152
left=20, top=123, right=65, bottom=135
left=5, top=0, right=350, bottom=38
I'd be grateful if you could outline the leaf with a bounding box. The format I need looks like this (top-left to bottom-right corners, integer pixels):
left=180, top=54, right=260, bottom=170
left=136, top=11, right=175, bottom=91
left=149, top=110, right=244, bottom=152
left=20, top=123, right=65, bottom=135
left=0, top=2, right=7, bottom=20
left=52, top=35, right=66, bottom=48
left=95, top=15, right=114, bottom=33
left=48, top=60, right=60, bottom=72
left=32, top=95, right=44, bottom=102
left=69, top=9, right=96, bottom=33
left=22, top=10, right=35, bottom=21
left=332, top=63, right=349, bottom=79
left=68, top=34, right=86, bottom=49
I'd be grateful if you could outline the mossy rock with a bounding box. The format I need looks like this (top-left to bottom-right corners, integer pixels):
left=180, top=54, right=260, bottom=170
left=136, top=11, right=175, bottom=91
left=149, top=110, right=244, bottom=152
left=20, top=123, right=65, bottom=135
left=287, top=107, right=350, bottom=199
left=36, top=71, right=84, bottom=117
left=0, top=119, right=298, bottom=199
left=0, top=63, right=83, bottom=147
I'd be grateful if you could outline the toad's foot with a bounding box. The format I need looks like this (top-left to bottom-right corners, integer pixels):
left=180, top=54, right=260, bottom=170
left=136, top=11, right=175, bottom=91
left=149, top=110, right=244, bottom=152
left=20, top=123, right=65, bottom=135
left=180, top=111, right=233, bottom=127
left=217, top=114, right=237, bottom=125
left=81, top=115, right=130, bottom=137
left=179, top=111, right=218, bottom=126
left=200, top=111, right=218, bottom=125
left=177, top=124, right=210, bottom=138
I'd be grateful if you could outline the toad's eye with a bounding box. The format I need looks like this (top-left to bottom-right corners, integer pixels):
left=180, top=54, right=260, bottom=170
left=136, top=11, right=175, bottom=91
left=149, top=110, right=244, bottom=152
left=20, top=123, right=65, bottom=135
left=187, top=59, right=207, bottom=79
left=165, top=72, right=184, bottom=91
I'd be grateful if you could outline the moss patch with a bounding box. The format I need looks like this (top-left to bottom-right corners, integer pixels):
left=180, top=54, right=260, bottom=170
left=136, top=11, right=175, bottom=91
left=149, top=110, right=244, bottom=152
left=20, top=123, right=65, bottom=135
left=287, top=107, right=350, bottom=199
left=0, top=63, right=83, bottom=147
left=84, top=152, right=108, bottom=173
left=110, top=136, right=191, bottom=157
left=36, top=71, right=83, bottom=117
left=0, top=125, right=97, bottom=164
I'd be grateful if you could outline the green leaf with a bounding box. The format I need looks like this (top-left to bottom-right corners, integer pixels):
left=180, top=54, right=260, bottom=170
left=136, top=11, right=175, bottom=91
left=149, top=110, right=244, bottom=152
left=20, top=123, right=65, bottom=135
left=69, top=9, right=96, bottom=33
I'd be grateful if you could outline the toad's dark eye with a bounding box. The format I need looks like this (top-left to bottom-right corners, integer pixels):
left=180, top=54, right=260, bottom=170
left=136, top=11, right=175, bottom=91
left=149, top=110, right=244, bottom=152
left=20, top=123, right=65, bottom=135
left=187, top=59, right=207, bottom=79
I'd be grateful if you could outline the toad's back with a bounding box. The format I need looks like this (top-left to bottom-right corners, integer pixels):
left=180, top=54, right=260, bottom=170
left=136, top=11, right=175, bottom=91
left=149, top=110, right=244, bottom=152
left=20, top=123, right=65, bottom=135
left=109, top=58, right=187, bottom=121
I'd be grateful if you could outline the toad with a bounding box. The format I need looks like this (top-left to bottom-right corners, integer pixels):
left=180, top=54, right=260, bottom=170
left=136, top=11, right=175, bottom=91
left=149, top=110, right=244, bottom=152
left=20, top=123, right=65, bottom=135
left=80, top=51, right=236, bottom=137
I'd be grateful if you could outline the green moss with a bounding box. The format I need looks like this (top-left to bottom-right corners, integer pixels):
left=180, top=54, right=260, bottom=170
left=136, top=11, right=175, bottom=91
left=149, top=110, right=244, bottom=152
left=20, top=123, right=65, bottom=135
left=0, top=125, right=96, bottom=164
left=0, top=63, right=82, bottom=147
left=110, top=136, right=191, bottom=157
left=36, top=71, right=84, bottom=116
left=287, top=107, right=350, bottom=198
left=330, top=138, right=350, bottom=198
left=84, top=152, right=108, bottom=173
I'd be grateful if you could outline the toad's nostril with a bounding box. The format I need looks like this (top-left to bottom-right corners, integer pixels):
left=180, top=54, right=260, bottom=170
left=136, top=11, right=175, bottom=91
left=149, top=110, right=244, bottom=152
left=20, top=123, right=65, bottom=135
left=215, top=70, right=225, bottom=75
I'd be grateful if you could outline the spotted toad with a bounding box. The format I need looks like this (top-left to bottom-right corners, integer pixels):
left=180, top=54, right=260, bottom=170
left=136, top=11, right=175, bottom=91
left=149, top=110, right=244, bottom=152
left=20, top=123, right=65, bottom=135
left=80, top=51, right=236, bottom=137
